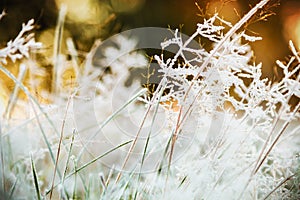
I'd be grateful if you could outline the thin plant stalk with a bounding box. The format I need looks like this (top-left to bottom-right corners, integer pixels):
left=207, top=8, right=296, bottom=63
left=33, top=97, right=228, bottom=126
left=49, top=93, right=72, bottom=199
left=0, top=65, right=67, bottom=148
left=249, top=30, right=300, bottom=179
left=0, top=64, right=72, bottom=194
left=3, top=64, right=27, bottom=119
left=115, top=78, right=170, bottom=182
left=159, top=1, right=277, bottom=196
left=72, top=158, right=78, bottom=200
left=117, top=170, right=136, bottom=200
left=133, top=89, right=164, bottom=198
left=239, top=103, right=299, bottom=199
left=29, top=99, right=58, bottom=173
left=240, top=48, right=300, bottom=198
left=52, top=4, right=67, bottom=95
left=139, top=81, right=166, bottom=171
left=263, top=174, right=295, bottom=200
left=77, top=88, right=147, bottom=160
left=169, top=0, right=272, bottom=152
left=99, top=173, right=107, bottom=192
left=8, top=176, right=18, bottom=200
left=254, top=102, right=300, bottom=174
left=115, top=94, right=156, bottom=182
left=29, top=98, right=70, bottom=199
left=45, top=140, right=132, bottom=195
left=61, top=129, right=76, bottom=197
left=100, top=166, right=115, bottom=198
left=168, top=107, right=182, bottom=171
left=196, top=0, right=271, bottom=76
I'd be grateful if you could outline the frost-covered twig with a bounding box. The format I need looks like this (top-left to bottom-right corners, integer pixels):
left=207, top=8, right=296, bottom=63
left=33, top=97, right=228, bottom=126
left=148, top=2, right=299, bottom=198
left=0, top=19, right=42, bottom=64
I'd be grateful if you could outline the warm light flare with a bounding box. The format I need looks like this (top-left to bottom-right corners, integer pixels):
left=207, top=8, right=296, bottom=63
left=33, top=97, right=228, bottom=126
left=281, top=2, right=300, bottom=49
left=55, top=0, right=111, bottom=24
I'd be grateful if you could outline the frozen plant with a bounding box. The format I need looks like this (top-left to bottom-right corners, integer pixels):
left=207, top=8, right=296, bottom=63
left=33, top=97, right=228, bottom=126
left=0, top=18, right=42, bottom=64
left=139, top=10, right=299, bottom=200
left=0, top=22, right=151, bottom=198
left=0, top=1, right=299, bottom=199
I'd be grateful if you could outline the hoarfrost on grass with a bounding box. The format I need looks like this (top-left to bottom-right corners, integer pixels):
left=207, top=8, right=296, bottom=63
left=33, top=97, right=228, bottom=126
left=0, top=19, right=42, bottom=64
left=0, top=9, right=299, bottom=200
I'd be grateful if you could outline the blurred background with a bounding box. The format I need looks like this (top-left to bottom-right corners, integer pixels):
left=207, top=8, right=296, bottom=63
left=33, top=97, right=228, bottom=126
left=0, top=0, right=299, bottom=81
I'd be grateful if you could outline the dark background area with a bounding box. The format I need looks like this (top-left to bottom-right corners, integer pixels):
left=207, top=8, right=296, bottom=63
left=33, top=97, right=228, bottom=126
left=0, top=0, right=299, bottom=79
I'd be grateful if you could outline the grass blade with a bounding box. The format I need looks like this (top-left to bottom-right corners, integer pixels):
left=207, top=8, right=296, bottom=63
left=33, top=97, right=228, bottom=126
left=46, top=140, right=132, bottom=195
left=49, top=93, right=72, bottom=199
left=31, top=155, right=41, bottom=200
left=72, top=158, right=78, bottom=200
left=3, top=64, right=27, bottom=119
left=77, top=88, right=147, bottom=159
left=8, top=176, right=18, bottom=200
left=52, top=4, right=67, bottom=95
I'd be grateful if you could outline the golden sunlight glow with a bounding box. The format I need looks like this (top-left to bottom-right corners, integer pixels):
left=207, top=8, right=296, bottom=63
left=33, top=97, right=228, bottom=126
left=281, top=2, right=300, bottom=49
left=283, top=15, right=300, bottom=49
left=160, top=98, right=180, bottom=112
left=207, top=0, right=241, bottom=22
left=110, top=0, right=145, bottom=13
left=55, top=0, right=111, bottom=24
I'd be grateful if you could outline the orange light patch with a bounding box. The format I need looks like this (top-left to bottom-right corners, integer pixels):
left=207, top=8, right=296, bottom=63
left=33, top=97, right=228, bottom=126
left=160, top=98, right=180, bottom=112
